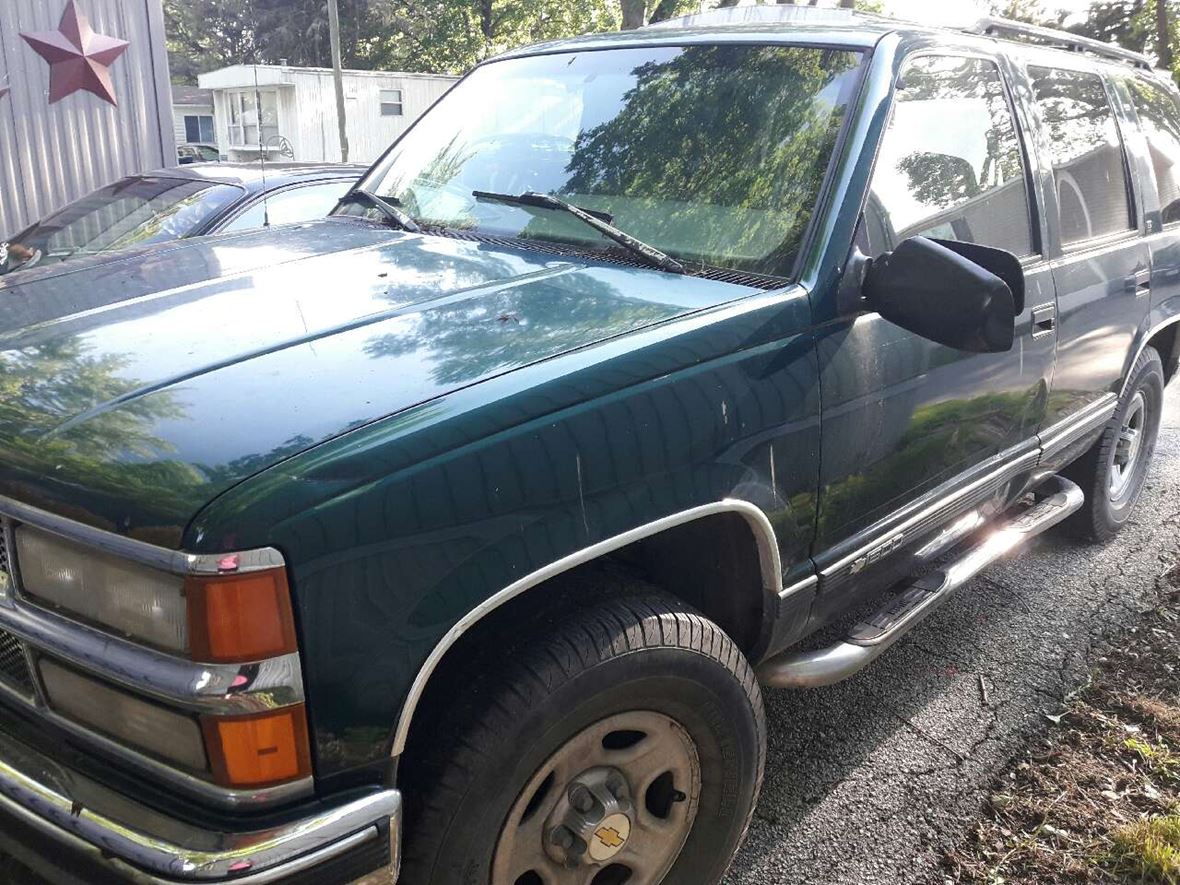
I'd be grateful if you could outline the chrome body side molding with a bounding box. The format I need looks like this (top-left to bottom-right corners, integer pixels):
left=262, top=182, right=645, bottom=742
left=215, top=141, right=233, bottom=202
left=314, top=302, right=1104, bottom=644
left=1038, top=393, right=1118, bottom=459
left=389, top=498, right=784, bottom=756
left=818, top=444, right=1041, bottom=595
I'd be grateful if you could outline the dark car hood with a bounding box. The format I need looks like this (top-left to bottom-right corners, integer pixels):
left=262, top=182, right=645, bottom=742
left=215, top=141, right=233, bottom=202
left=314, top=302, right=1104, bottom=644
left=0, top=220, right=755, bottom=545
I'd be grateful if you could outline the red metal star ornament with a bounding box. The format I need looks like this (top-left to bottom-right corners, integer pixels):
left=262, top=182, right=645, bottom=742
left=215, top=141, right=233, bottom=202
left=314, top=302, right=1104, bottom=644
left=21, top=1, right=129, bottom=106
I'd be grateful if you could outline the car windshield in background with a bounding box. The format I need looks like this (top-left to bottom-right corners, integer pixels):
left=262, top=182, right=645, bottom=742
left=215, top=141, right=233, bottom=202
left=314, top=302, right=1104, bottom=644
left=0, top=177, right=241, bottom=276
left=348, top=44, right=864, bottom=276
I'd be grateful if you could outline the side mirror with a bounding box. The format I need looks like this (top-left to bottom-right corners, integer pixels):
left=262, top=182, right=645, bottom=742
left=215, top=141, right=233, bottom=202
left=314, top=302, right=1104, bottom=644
left=862, top=236, right=1017, bottom=353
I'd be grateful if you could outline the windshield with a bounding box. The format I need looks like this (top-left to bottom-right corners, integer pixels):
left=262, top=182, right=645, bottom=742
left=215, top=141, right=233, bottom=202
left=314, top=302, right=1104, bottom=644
left=1, top=177, right=242, bottom=276
left=347, top=44, right=864, bottom=276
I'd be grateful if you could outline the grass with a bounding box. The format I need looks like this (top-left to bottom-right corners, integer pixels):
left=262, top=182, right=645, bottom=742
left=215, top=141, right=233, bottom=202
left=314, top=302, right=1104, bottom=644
left=938, top=567, right=1180, bottom=884
left=1109, top=814, right=1180, bottom=884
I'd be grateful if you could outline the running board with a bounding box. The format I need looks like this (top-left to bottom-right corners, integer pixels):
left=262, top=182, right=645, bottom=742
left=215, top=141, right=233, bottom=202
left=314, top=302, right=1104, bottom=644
left=757, top=475, right=1083, bottom=689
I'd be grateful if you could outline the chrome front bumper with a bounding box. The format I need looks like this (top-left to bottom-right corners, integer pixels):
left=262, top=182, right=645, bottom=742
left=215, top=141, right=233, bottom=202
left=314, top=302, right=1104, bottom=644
left=0, top=723, right=400, bottom=883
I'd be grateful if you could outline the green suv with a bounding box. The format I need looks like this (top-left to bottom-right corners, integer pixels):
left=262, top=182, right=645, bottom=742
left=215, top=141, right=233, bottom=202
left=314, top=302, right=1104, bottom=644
left=0, top=7, right=1177, bottom=884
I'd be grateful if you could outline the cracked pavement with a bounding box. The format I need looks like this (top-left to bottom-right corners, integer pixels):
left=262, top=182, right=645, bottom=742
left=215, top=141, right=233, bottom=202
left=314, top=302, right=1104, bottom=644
left=724, top=381, right=1180, bottom=885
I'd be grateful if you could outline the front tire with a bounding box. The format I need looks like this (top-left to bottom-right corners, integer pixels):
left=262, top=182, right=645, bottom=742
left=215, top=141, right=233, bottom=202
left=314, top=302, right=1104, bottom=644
left=399, top=584, right=766, bottom=885
left=1064, top=346, right=1164, bottom=542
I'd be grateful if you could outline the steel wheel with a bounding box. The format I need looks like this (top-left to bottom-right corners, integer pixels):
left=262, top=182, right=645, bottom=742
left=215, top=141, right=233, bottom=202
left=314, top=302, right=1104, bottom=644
left=491, top=710, right=701, bottom=885
left=1109, top=390, right=1146, bottom=502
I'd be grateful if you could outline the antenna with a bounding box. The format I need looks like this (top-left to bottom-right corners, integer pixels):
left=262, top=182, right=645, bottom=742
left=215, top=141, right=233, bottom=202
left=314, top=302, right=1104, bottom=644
left=253, top=63, right=270, bottom=228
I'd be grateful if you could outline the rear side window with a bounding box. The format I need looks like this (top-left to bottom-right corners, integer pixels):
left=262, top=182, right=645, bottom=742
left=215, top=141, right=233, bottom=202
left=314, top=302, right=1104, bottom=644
left=865, top=55, right=1033, bottom=257
left=1029, top=66, right=1133, bottom=245
left=1127, top=76, right=1180, bottom=224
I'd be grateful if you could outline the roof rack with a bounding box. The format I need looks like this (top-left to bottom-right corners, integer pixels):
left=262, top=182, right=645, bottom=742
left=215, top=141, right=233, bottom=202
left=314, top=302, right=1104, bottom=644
left=966, top=16, right=1153, bottom=70
left=642, top=5, right=857, bottom=30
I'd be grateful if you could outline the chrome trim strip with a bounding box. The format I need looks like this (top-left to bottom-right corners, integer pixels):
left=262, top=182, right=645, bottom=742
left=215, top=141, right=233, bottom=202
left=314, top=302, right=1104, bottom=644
left=389, top=498, right=781, bottom=756
left=0, top=493, right=283, bottom=576
left=779, top=574, right=817, bottom=601
left=0, top=721, right=399, bottom=881
left=0, top=603, right=305, bottom=714
left=820, top=446, right=1040, bottom=581
left=36, top=706, right=314, bottom=809
left=1038, top=393, right=1118, bottom=458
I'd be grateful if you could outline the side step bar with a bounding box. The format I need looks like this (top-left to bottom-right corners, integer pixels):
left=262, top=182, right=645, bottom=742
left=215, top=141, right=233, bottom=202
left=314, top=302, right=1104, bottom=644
left=757, top=475, right=1084, bottom=689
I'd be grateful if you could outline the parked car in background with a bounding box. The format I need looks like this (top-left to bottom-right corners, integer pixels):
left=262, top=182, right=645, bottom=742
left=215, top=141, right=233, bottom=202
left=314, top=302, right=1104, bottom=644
left=0, top=162, right=365, bottom=277
left=1, top=8, right=1180, bottom=885
left=177, top=143, right=222, bottom=164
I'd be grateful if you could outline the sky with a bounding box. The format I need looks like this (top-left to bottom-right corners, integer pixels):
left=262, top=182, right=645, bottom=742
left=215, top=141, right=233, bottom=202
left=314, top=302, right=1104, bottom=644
left=877, top=0, right=1095, bottom=26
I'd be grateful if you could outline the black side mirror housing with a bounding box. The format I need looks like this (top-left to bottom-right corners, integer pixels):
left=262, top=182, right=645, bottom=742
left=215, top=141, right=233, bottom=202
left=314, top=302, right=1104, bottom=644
left=862, top=236, right=1017, bottom=353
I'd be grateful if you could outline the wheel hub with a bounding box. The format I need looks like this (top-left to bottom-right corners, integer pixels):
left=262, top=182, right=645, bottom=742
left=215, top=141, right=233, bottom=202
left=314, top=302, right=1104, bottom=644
left=545, top=767, right=634, bottom=867
left=491, top=710, right=701, bottom=885
left=1110, top=391, right=1146, bottom=501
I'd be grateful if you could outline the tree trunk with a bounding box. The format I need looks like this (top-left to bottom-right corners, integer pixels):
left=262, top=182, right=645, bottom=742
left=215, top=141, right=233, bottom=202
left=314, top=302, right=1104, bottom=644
left=1158, top=0, right=1173, bottom=70
left=647, top=0, right=681, bottom=25
left=620, top=0, right=646, bottom=29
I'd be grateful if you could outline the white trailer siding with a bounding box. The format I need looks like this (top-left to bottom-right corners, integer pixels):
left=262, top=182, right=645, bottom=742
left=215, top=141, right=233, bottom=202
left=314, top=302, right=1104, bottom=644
left=200, top=65, right=456, bottom=165
left=0, top=0, right=174, bottom=234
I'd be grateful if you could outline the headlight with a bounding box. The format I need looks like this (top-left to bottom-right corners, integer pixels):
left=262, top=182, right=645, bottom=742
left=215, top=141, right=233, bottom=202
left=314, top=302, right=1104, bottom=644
left=39, top=659, right=208, bottom=772
left=14, top=526, right=298, bottom=663
left=16, top=526, right=188, bottom=653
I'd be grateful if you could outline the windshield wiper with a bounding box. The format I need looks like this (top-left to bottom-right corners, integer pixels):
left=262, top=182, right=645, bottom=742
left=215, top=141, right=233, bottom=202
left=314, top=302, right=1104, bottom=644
left=473, top=190, right=685, bottom=275
left=338, top=188, right=421, bottom=233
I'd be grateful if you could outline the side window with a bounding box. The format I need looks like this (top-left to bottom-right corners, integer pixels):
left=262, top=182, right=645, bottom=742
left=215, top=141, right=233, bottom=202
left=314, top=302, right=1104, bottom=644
left=1127, top=76, right=1180, bottom=224
left=220, top=181, right=354, bottom=233
left=1029, top=66, right=1133, bottom=245
left=864, top=55, right=1034, bottom=258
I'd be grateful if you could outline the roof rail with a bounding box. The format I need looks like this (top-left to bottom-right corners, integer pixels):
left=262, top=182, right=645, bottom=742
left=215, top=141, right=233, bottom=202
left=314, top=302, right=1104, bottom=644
left=642, top=5, right=857, bottom=30
left=966, top=16, right=1153, bottom=70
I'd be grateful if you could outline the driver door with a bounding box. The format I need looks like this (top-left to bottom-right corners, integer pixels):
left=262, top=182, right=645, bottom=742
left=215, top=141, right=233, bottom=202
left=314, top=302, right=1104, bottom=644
left=811, top=51, right=1056, bottom=621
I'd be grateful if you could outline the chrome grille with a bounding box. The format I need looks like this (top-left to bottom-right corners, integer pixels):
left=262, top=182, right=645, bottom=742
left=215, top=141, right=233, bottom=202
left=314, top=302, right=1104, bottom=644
left=0, top=626, right=33, bottom=697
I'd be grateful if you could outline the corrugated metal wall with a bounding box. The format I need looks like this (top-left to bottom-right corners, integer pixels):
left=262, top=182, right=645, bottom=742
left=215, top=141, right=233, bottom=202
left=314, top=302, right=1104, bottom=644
left=0, top=0, right=174, bottom=235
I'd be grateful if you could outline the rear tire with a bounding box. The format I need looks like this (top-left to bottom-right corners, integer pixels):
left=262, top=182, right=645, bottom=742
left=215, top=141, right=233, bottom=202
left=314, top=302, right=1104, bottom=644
left=399, top=581, right=766, bottom=885
left=1064, top=346, right=1163, bottom=542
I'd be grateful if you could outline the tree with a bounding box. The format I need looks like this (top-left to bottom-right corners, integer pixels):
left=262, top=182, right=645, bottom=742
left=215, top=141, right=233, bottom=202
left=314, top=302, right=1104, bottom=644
left=1067, top=1, right=1149, bottom=52
left=1157, top=0, right=1174, bottom=68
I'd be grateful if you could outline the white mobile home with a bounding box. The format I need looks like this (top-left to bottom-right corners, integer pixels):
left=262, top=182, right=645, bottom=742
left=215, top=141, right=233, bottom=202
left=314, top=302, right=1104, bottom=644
left=197, top=64, right=457, bottom=165
left=172, top=85, right=217, bottom=148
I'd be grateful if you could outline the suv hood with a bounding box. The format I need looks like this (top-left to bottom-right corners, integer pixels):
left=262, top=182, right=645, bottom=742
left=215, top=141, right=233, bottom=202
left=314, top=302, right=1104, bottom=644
left=0, top=220, right=755, bottom=545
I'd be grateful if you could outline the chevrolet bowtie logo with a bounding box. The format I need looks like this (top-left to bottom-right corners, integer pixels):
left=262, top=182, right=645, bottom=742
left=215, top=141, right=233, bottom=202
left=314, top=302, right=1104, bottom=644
left=594, top=826, right=626, bottom=849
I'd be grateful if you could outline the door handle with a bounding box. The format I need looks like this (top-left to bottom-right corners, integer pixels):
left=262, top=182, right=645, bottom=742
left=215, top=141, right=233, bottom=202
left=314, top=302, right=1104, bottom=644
left=1127, top=269, right=1151, bottom=297
left=1031, top=304, right=1056, bottom=339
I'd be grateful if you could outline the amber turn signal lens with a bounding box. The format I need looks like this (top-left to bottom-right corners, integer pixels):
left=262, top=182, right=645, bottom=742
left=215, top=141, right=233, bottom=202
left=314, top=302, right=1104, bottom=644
left=186, top=568, right=297, bottom=663
left=203, top=705, right=312, bottom=788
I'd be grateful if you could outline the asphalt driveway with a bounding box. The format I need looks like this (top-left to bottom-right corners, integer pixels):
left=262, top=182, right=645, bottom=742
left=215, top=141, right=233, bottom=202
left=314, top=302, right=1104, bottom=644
left=725, top=380, right=1180, bottom=884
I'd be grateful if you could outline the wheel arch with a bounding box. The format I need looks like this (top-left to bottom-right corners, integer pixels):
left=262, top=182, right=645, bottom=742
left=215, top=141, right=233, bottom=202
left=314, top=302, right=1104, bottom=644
left=1123, top=313, right=1180, bottom=397
left=388, top=499, right=782, bottom=756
